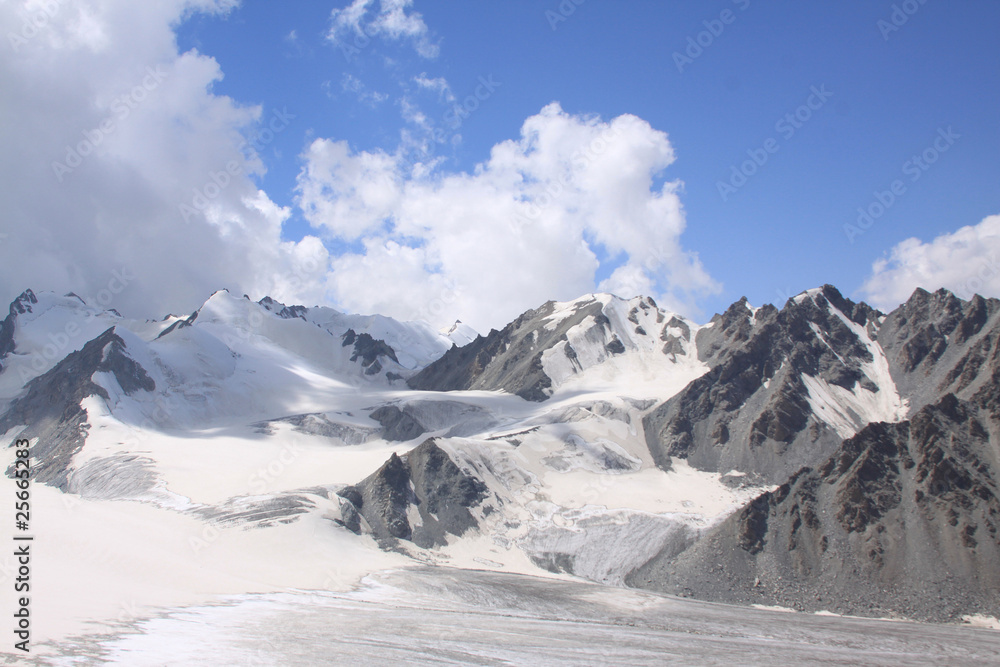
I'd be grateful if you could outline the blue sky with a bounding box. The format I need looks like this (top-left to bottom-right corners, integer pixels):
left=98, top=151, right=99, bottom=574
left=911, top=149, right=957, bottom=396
left=2, top=1, right=998, bottom=331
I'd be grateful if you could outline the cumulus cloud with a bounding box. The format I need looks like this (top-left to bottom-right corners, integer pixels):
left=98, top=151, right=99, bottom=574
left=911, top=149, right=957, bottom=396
left=860, top=214, right=1000, bottom=310
left=0, top=0, right=330, bottom=318
left=327, top=0, right=438, bottom=59
left=296, top=102, right=720, bottom=332
left=1, top=1, right=719, bottom=335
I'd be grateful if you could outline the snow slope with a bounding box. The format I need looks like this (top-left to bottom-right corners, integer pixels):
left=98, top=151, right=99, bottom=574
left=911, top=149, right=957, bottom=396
left=2, top=285, right=998, bottom=662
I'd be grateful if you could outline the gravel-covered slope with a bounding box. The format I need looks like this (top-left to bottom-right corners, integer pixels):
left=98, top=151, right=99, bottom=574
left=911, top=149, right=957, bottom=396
left=629, top=392, right=1000, bottom=622
left=643, top=285, right=888, bottom=483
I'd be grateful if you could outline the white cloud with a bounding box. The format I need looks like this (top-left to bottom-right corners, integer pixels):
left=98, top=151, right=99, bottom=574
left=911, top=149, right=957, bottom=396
left=0, top=0, right=330, bottom=319
left=413, top=72, right=453, bottom=102
left=0, top=1, right=720, bottom=337
left=297, top=139, right=402, bottom=239
left=860, top=214, right=1000, bottom=310
left=296, top=102, right=720, bottom=332
left=341, top=73, right=388, bottom=107
left=327, top=0, right=438, bottom=59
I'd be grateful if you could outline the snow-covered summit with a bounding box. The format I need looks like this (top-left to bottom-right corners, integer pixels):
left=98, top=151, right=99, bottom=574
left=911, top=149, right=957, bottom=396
left=409, top=292, right=703, bottom=401
left=440, top=320, right=478, bottom=347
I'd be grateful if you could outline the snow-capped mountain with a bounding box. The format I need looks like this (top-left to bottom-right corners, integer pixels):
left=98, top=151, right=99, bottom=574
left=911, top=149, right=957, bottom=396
left=2, top=284, right=1000, bottom=652
left=408, top=293, right=703, bottom=401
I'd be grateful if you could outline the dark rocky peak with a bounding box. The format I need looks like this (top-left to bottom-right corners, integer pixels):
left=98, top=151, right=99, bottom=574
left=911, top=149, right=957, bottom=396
left=709, top=295, right=754, bottom=335
left=96, top=331, right=156, bottom=396
left=336, top=439, right=488, bottom=549
left=814, top=284, right=882, bottom=328
left=697, top=297, right=778, bottom=364
left=782, top=285, right=879, bottom=336
left=9, top=289, right=38, bottom=316
left=257, top=296, right=309, bottom=321
left=1, top=327, right=155, bottom=488
left=634, top=392, right=1000, bottom=622
left=878, top=287, right=1000, bottom=410
left=341, top=329, right=399, bottom=375
left=406, top=298, right=609, bottom=402
left=646, top=289, right=886, bottom=483
left=878, top=289, right=965, bottom=370
left=8, top=327, right=155, bottom=406
left=1, top=289, right=39, bottom=370
left=881, top=288, right=1000, bottom=355
left=155, top=309, right=199, bottom=340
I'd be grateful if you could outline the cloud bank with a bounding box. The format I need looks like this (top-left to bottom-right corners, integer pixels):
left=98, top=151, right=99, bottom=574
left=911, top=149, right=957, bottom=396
left=860, top=214, right=1000, bottom=310
left=0, top=0, right=719, bottom=334
left=297, top=102, right=720, bottom=332
left=0, top=0, right=330, bottom=319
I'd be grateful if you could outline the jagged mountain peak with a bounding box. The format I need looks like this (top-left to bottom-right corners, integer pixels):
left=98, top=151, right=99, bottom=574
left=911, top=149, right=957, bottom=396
left=439, top=319, right=478, bottom=347
left=0, top=289, right=126, bottom=383
left=4, top=281, right=1000, bottom=634
left=9, top=288, right=38, bottom=315
left=635, top=389, right=1000, bottom=622
left=0, top=325, right=154, bottom=488
left=257, top=295, right=311, bottom=321
left=408, top=292, right=700, bottom=402
left=646, top=285, right=907, bottom=483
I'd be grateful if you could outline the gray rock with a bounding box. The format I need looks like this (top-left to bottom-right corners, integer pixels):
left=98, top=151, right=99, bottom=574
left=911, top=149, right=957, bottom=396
left=629, top=393, right=1000, bottom=623
left=406, top=299, right=609, bottom=401
left=1, top=327, right=154, bottom=489
left=369, top=405, right=426, bottom=442
left=0, top=289, right=37, bottom=372
left=643, top=285, right=876, bottom=483
left=338, top=439, right=488, bottom=549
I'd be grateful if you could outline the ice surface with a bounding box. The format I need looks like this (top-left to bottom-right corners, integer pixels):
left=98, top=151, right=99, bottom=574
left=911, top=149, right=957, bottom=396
left=24, top=568, right=1000, bottom=666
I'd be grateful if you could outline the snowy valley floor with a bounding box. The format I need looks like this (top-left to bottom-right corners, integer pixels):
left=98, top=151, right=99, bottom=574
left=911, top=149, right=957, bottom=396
left=5, top=566, right=1000, bottom=666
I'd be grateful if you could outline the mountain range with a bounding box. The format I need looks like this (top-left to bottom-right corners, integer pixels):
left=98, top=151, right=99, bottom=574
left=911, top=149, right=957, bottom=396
left=2, top=283, right=999, bottom=635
